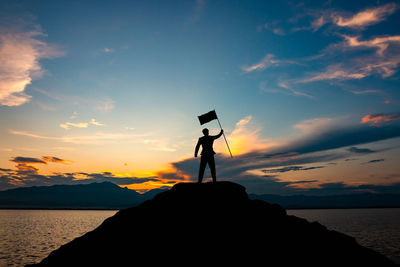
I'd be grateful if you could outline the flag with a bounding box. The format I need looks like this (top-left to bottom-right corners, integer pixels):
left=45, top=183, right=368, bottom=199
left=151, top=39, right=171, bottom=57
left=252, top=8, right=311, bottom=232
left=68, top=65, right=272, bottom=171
left=198, top=110, right=218, bottom=125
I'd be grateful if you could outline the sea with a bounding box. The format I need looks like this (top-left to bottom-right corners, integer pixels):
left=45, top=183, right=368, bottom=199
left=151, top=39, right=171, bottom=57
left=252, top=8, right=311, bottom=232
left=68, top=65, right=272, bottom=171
left=0, top=208, right=399, bottom=266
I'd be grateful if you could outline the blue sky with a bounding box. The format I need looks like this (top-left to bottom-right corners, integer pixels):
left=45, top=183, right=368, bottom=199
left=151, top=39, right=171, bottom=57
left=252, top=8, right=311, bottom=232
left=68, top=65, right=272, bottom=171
left=0, top=0, right=399, bottom=194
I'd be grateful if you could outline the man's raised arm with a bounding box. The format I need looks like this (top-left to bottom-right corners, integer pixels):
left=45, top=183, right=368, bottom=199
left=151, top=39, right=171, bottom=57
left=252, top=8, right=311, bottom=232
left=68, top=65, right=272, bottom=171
left=213, top=129, right=223, bottom=139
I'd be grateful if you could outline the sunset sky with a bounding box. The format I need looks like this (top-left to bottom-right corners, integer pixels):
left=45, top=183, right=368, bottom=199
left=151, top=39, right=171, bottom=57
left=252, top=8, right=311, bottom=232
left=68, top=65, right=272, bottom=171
left=1, top=0, right=400, bottom=194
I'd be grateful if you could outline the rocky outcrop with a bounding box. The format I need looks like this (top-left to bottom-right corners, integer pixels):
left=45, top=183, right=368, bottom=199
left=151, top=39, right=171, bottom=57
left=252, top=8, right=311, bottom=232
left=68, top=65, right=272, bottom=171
left=32, top=182, right=394, bottom=266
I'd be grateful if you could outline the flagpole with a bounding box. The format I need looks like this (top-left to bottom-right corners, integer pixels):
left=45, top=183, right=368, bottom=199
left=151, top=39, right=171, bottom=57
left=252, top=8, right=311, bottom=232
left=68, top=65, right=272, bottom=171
left=215, top=112, right=233, bottom=158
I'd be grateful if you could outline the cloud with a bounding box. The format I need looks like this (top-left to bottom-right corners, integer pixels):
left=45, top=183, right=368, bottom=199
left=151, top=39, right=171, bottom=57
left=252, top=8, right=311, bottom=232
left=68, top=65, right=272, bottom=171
left=343, top=35, right=400, bottom=55
left=262, top=165, right=325, bottom=173
left=103, top=48, right=114, bottom=53
left=311, top=16, right=326, bottom=31
left=60, top=122, right=89, bottom=130
left=59, top=118, right=105, bottom=130
left=10, top=155, right=68, bottom=165
left=189, top=0, right=206, bottom=23
left=10, top=129, right=153, bottom=145
left=350, top=89, right=382, bottom=95
left=276, top=81, right=313, bottom=98
left=95, top=98, right=115, bottom=111
left=293, top=117, right=334, bottom=134
left=362, top=158, right=385, bottom=164
left=242, top=54, right=296, bottom=72
left=261, top=20, right=286, bottom=36
left=300, top=64, right=367, bottom=82
left=41, top=156, right=67, bottom=163
left=214, top=115, right=278, bottom=156
left=10, top=156, right=47, bottom=164
left=347, top=147, right=375, bottom=154
left=361, top=112, right=400, bottom=126
left=0, top=25, right=64, bottom=106
left=143, top=139, right=177, bottom=152
left=267, top=121, right=400, bottom=156
left=332, top=3, right=398, bottom=29
left=301, top=47, right=400, bottom=82
left=70, top=111, right=78, bottom=119
left=89, top=118, right=104, bottom=126
left=294, top=4, right=400, bottom=84
left=260, top=81, right=312, bottom=98
left=6, top=155, right=69, bottom=182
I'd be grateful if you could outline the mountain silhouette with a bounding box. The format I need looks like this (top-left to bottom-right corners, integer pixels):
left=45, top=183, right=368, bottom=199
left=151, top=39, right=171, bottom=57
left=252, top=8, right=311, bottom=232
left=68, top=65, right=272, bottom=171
left=31, top=181, right=394, bottom=266
left=2, top=182, right=400, bottom=210
left=0, top=182, right=165, bottom=209
left=249, top=192, right=400, bottom=209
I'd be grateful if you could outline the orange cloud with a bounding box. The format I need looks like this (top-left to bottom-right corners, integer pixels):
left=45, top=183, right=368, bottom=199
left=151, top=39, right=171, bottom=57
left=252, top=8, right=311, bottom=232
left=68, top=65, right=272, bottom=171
left=343, top=35, right=400, bottom=55
left=332, top=3, right=398, bottom=28
left=361, top=113, right=400, bottom=126
left=215, top=115, right=280, bottom=156
left=0, top=27, right=64, bottom=106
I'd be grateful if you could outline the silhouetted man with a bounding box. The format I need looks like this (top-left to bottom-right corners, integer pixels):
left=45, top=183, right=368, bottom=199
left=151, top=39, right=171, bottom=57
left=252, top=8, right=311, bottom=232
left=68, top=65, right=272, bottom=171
left=194, top=128, right=223, bottom=183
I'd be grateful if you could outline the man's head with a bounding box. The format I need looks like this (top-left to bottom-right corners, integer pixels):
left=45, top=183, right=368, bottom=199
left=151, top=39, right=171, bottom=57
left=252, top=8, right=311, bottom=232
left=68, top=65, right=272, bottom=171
left=202, top=128, right=209, bottom=136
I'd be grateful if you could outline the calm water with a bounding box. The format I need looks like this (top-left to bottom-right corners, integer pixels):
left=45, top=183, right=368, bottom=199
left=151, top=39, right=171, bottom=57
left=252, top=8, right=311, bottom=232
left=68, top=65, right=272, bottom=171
left=0, top=210, right=117, bottom=266
left=0, top=209, right=399, bottom=266
left=287, top=208, right=400, bottom=264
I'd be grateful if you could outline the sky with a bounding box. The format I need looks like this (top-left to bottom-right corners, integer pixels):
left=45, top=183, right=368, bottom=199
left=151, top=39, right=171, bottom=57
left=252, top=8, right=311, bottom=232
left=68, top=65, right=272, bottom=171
left=0, top=0, right=400, bottom=195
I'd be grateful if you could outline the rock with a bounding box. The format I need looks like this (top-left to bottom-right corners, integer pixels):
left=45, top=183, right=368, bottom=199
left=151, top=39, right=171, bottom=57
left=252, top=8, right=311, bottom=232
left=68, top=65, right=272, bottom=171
left=31, top=181, right=395, bottom=266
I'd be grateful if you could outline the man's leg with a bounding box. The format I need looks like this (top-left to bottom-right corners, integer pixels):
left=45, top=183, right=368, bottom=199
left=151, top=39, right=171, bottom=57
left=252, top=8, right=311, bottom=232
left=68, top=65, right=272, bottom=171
left=198, top=156, right=207, bottom=183
left=208, top=156, right=216, bottom=183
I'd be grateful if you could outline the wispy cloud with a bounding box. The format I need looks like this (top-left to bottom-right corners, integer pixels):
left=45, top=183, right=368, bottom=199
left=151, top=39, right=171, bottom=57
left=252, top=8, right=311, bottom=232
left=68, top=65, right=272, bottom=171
left=0, top=25, right=64, bottom=106
left=277, top=81, right=313, bottom=98
left=280, top=3, right=400, bottom=84
left=300, top=65, right=366, bottom=82
left=262, top=165, right=325, bottom=173
left=60, top=118, right=104, bottom=130
left=260, top=20, right=286, bottom=35
left=361, top=158, right=385, bottom=165
left=10, top=129, right=151, bottom=144
left=60, top=122, right=89, bottom=130
left=343, top=34, right=400, bottom=55
left=189, top=0, right=206, bottom=23
left=361, top=112, right=400, bottom=126
left=95, top=97, right=115, bottom=111
left=242, top=54, right=297, bottom=73
left=347, top=147, right=375, bottom=154
left=89, top=118, right=104, bottom=126
left=350, top=89, right=382, bottom=95
left=332, top=3, right=398, bottom=29
left=293, top=117, right=335, bottom=134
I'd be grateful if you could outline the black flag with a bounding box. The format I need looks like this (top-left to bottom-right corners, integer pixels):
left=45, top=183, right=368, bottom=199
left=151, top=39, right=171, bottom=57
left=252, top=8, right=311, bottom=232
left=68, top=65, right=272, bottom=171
left=198, top=110, right=217, bottom=125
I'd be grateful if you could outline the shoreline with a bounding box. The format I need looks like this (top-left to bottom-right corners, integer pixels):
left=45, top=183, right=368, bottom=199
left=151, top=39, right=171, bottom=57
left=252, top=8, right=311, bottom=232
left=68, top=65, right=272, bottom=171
left=0, top=206, right=400, bottom=211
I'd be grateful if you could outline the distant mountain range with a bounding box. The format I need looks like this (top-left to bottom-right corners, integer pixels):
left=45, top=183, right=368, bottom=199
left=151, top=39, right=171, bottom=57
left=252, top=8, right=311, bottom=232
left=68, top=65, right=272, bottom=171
left=0, top=182, right=166, bottom=209
left=1, top=182, right=400, bottom=209
left=248, top=193, right=400, bottom=209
